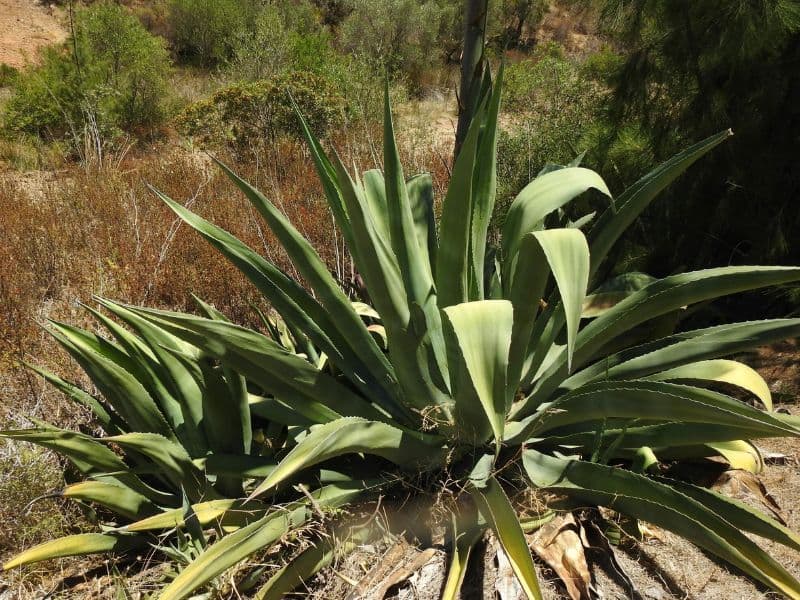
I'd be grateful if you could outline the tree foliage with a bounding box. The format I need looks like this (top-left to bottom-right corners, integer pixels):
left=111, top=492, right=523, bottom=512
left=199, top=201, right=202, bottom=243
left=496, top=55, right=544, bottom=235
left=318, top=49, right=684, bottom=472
left=3, top=1, right=170, bottom=141
left=589, top=0, right=800, bottom=281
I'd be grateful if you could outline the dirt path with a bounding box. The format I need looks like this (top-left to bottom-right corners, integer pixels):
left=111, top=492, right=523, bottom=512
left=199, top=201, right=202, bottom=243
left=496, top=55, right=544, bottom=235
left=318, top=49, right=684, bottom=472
left=0, top=0, right=66, bottom=69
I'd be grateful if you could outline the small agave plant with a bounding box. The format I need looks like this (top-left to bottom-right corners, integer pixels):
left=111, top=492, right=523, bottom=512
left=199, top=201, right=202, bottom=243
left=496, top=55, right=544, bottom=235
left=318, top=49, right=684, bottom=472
left=6, top=71, right=800, bottom=600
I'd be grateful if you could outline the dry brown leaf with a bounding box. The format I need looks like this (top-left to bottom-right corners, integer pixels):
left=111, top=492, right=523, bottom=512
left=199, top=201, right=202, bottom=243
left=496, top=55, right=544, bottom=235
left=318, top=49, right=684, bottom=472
left=531, top=513, right=592, bottom=600
left=712, top=469, right=787, bottom=524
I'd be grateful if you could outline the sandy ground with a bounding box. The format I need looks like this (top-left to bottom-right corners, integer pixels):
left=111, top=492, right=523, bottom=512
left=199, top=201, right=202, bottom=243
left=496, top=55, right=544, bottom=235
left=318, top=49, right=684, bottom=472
left=0, top=0, right=66, bottom=69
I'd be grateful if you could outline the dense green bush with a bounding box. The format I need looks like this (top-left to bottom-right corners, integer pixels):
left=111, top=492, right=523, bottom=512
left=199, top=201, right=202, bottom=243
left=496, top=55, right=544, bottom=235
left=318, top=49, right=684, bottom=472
left=496, top=46, right=605, bottom=221
left=168, top=0, right=259, bottom=67
left=338, top=0, right=458, bottom=90
left=177, top=71, right=346, bottom=149
left=3, top=2, right=170, bottom=142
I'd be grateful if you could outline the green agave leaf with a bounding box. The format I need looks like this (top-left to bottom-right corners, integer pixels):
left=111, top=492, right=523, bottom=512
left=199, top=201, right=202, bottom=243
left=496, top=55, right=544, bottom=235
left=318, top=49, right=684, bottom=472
left=103, top=433, right=209, bottom=501
left=515, top=381, right=800, bottom=442
left=523, top=230, right=589, bottom=373
left=80, top=304, right=188, bottom=438
left=470, top=64, right=503, bottom=300
left=0, top=426, right=176, bottom=505
left=157, top=481, right=374, bottom=600
left=24, top=361, right=119, bottom=432
left=213, top=160, right=401, bottom=414
left=562, top=318, right=800, bottom=392
left=523, top=267, right=800, bottom=416
left=522, top=450, right=800, bottom=598
left=581, top=272, right=656, bottom=318
left=290, top=96, right=353, bottom=244
left=407, top=173, right=437, bottom=279
left=250, top=418, right=443, bottom=499
left=437, top=88, right=485, bottom=307
left=660, top=477, right=800, bottom=552
left=0, top=427, right=125, bottom=475
left=522, top=422, right=784, bottom=454
left=383, top=84, right=435, bottom=295
left=644, top=359, right=772, bottom=411
left=442, top=300, right=513, bottom=447
left=47, top=322, right=174, bottom=439
left=195, top=453, right=277, bottom=478
left=3, top=534, right=143, bottom=570
left=587, top=129, right=732, bottom=281
left=123, top=499, right=269, bottom=532
left=334, top=156, right=450, bottom=416
left=62, top=481, right=156, bottom=521
left=93, top=299, right=208, bottom=456
left=150, top=187, right=406, bottom=424
left=501, top=167, right=610, bottom=288
left=468, top=455, right=542, bottom=600
left=382, top=87, right=451, bottom=402
left=122, top=306, right=385, bottom=424
left=253, top=526, right=372, bottom=600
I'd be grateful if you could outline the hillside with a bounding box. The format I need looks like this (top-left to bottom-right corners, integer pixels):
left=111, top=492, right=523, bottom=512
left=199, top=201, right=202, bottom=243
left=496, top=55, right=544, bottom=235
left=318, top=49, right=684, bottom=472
left=0, top=0, right=65, bottom=68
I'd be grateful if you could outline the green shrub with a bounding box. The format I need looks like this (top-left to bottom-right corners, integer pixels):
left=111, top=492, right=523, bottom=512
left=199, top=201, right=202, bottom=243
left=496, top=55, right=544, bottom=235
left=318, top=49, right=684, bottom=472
left=338, top=0, right=457, bottom=91
left=3, top=2, right=170, bottom=143
left=496, top=46, right=606, bottom=221
left=168, top=0, right=259, bottom=67
left=177, top=71, right=346, bottom=149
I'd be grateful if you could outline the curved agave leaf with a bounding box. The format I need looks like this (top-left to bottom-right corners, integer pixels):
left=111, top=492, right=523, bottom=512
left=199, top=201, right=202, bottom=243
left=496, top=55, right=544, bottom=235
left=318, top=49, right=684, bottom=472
left=157, top=481, right=374, bottom=600
left=561, top=318, right=800, bottom=393
left=514, top=381, right=800, bottom=442
left=507, top=229, right=590, bottom=394
left=0, top=426, right=176, bottom=505
left=253, top=526, right=372, bottom=600
left=707, top=440, right=763, bottom=473
left=3, top=534, right=144, bottom=570
left=581, top=272, right=656, bottom=318
left=521, top=267, right=800, bottom=416
left=23, top=361, right=120, bottom=432
left=587, top=129, right=732, bottom=280
left=103, top=433, right=209, bottom=501
left=150, top=188, right=408, bottom=425
left=522, top=449, right=800, bottom=599
left=442, top=521, right=485, bottom=600
left=436, top=90, right=483, bottom=307
left=123, top=499, right=269, bottom=532
left=661, top=477, right=800, bottom=552
left=92, top=300, right=208, bottom=456
left=442, top=300, right=513, bottom=446
left=643, top=359, right=772, bottom=411
left=501, top=167, right=610, bottom=287
left=249, top=418, right=443, bottom=499
left=62, top=481, right=156, bottom=521
left=468, top=455, right=542, bottom=600
left=382, top=88, right=452, bottom=402
left=470, top=64, right=503, bottom=300
left=333, top=156, right=452, bottom=414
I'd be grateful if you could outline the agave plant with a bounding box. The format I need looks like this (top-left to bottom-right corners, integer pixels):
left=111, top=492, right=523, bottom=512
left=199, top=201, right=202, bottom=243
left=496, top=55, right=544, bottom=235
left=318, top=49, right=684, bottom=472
left=6, top=72, right=800, bottom=599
